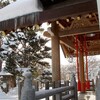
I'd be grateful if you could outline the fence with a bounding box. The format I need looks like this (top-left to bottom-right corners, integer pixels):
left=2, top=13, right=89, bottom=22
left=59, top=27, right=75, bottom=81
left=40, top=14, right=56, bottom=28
left=96, top=75, right=100, bottom=100
left=89, top=79, right=95, bottom=91
left=33, top=80, right=70, bottom=91
left=20, top=72, right=78, bottom=100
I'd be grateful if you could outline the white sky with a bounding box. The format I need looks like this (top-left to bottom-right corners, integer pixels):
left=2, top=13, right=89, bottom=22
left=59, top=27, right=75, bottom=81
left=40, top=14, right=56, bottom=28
left=94, top=55, right=100, bottom=60
left=45, top=37, right=100, bottom=65
left=41, top=23, right=73, bottom=65
left=42, top=22, right=100, bottom=65
left=46, top=40, right=70, bottom=65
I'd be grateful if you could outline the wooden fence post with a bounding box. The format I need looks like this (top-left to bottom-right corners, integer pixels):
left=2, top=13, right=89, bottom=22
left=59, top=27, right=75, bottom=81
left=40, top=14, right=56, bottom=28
left=18, top=81, right=22, bottom=100
left=55, top=81, right=62, bottom=100
left=17, top=76, right=23, bottom=100
left=21, top=72, right=36, bottom=100
left=52, top=81, right=56, bottom=100
left=45, top=81, right=49, bottom=100
left=92, top=79, right=95, bottom=91
left=96, top=76, right=98, bottom=87
left=70, top=74, right=78, bottom=100
left=32, top=80, right=39, bottom=91
left=96, top=76, right=100, bottom=100
left=65, top=80, right=69, bottom=95
left=52, top=81, right=62, bottom=100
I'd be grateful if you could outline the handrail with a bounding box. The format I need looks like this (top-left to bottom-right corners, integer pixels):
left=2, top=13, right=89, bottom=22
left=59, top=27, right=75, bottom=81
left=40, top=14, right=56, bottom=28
left=36, top=86, right=74, bottom=99
left=62, top=94, right=74, bottom=100
left=20, top=72, right=78, bottom=100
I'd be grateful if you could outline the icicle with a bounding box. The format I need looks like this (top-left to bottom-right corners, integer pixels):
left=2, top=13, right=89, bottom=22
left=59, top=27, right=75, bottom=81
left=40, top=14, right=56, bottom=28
left=14, top=18, right=17, bottom=31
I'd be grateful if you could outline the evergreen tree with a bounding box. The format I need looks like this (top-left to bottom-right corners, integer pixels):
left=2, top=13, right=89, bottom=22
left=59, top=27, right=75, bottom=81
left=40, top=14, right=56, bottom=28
left=40, top=69, right=52, bottom=83
left=0, top=0, right=15, bottom=8
left=0, top=0, right=51, bottom=86
left=5, top=53, right=17, bottom=75
left=4, top=52, right=19, bottom=87
left=0, top=27, right=51, bottom=81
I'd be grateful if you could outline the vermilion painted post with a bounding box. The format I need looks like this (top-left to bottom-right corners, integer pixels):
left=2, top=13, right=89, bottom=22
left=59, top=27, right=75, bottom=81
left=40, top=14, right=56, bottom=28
left=84, top=35, right=90, bottom=90
left=75, top=36, right=81, bottom=91
left=79, top=39, right=86, bottom=92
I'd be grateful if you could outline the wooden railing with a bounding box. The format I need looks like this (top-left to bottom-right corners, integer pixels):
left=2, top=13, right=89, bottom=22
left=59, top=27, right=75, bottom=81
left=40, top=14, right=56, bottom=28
left=89, top=79, right=95, bottom=91
left=36, top=86, right=75, bottom=100
left=96, top=76, right=100, bottom=100
left=20, top=72, right=78, bottom=100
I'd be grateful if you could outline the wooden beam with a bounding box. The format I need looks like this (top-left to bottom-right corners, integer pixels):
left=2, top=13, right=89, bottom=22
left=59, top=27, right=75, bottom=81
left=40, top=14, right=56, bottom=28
left=0, top=0, right=97, bottom=31
left=88, top=51, right=100, bottom=55
left=88, top=46, right=100, bottom=52
left=60, top=37, right=75, bottom=51
left=86, top=33, right=100, bottom=41
left=39, top=0, right=97, bottom=23
left=59, top=25, right=99, bottom=37
left=56, top=21, right=65, bottom=30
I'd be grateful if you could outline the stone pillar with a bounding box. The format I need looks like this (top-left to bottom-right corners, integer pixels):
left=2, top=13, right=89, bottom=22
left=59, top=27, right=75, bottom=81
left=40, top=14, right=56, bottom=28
left=51, top=22, right=61, bottom=82
left=21, top=72, right=35, bottom=100
left=79, top=43, right=85, bottom=92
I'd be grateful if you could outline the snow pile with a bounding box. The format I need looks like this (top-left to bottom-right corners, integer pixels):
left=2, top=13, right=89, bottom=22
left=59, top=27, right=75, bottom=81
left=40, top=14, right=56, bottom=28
left=0, top=83, right=52, bottom=100
left=7, top=86, right=18, bottom=99
left=0, top=87, right=18, bottom=100
left=0, top=88, right=8, bottom=98
left=0, top=70, right=12, bottom=76
left=17, top=68, right=31, bottom=73
left=0, top=71, right=51, bottom=100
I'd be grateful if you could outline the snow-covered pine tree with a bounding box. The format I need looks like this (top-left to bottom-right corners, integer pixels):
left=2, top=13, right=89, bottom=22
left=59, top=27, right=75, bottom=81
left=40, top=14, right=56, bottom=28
left=0, top=27, right=51, bottom=87
left=5, top=52, right=18, bottom=87
left=0, top=0, right=16, bottom=8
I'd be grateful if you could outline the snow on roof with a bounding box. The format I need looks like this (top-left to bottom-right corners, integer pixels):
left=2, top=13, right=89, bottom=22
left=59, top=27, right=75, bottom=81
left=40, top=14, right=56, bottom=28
left=0, top=0, right=43, bottom=22
left=16, top=67, right=31, bottom=72
left=0, top=70, right=13, bottom=76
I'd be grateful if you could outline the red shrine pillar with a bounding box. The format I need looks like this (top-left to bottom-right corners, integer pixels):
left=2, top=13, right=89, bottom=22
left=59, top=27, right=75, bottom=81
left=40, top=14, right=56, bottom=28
left=79, top=41, right=86, bottom=92
left=84, top=35, right=90, bottom=90
left=85, top=51, right=90, bottom=90
left=75, top=36, right=81, bottom=91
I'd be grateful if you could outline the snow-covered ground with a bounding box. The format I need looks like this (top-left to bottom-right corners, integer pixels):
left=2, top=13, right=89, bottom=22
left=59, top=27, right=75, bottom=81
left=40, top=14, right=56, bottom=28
left=0, top=85, right=52, bottom=100
left=0, top=86, right=18, bottom=100
left=0, top=85, right=96, bottom=100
